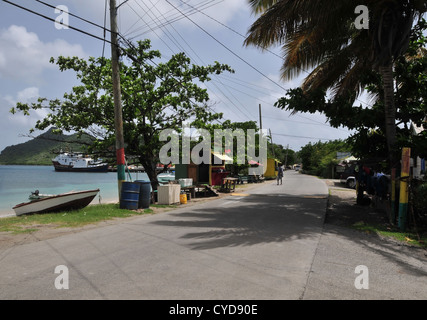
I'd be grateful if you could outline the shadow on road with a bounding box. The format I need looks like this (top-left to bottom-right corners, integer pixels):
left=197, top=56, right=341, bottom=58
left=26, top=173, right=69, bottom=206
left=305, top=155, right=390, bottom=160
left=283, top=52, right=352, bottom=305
left=325, top=193, right=427, bottom=278
left=149, top=187, right=427, bottom=280
left=149, top=193, right=327, bottom=250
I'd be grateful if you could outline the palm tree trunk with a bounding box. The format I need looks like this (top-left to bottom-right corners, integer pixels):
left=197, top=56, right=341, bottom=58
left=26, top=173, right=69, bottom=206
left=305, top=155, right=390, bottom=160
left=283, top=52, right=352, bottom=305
left=379, top=63, right=397, bottom=167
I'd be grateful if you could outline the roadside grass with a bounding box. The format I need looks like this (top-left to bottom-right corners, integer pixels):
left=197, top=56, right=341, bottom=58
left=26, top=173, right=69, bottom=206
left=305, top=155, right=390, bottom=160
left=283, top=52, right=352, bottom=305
left=352, top=221, right=427, bottom=248
left=0, top=203, right=176, bottom=234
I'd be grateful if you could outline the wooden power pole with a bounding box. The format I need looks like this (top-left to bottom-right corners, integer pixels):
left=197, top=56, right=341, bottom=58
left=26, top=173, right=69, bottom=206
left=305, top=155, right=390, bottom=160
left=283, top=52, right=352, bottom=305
left=110, top=0, right=126, bottom=198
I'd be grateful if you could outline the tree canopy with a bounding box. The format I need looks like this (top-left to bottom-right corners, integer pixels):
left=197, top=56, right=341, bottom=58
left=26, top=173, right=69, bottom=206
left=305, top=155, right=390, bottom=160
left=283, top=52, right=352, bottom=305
left=11, top=39, right=234, bottom=188
left=298, top=140, right=350, bottom=178
left=274, top=20, right=427, bottom=165
left=245, top=1, right=427, bottom=166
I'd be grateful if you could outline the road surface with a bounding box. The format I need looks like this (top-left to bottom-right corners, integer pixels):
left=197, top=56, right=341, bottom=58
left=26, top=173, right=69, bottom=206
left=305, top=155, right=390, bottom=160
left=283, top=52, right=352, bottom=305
left=1, top=171, right=426, bottom=301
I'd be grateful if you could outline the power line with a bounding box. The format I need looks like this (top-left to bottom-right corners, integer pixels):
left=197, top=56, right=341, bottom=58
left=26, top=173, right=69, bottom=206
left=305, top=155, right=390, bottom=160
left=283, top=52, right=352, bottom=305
left=3, top=0, right=227, bottom=127
left=124, top=0, right=224, bottom=39
left=29, top=0, right=373, bottom=113
left=117, top=3, right=231, bottom=124
left=271, top=132, right=334, bottom=141
left=3, top=0, right=113, bottom=44
left=125, top=0, right=348, bottom=130
left=164, top=0, right=288, bottom=92
left=179, top=0, right=374, bottom=109
left=125, top=0, right=254, bottom=122
left=35, top=0, right=111, bottom=35
left=5, top=0, right=352, bottom=143
left=262, top=115, right=352, bottom=132
left=178, top=0, right=285, bottom=62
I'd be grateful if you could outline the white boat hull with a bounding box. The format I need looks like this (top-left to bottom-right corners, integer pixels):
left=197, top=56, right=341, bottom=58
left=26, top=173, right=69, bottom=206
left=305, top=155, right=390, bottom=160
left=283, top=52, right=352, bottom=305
left=13, top=189, right=99, bottom=216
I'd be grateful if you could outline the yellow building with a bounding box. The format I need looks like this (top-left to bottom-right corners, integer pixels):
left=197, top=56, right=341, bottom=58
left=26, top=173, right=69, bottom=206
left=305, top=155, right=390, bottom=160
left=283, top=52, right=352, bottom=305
left=264, top=158, right=279, bottom=179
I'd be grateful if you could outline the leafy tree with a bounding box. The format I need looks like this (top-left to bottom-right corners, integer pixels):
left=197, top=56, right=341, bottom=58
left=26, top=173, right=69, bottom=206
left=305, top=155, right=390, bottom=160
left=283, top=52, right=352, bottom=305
left=201, top=120, right=261, bottom=175
left=244, top=0, right=427, bottom=166
left=273, top=20, right=427, bottom=166
left=298, top=140, right=351, bottom=178
left=267, top=143, right=295, bottom=167
left=11, top=40, right=234, bottom=189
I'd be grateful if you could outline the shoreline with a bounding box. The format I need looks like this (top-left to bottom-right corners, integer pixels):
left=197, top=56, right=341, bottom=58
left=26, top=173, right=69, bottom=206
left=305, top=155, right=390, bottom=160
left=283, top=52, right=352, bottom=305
left=0, top=181, right=267, bottom=250
left=0, top=181, right=262, bottom=219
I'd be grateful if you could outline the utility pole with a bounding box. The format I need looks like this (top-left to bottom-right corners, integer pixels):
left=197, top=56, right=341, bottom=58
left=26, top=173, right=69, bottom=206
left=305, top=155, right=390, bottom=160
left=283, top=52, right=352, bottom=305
left=284, top=144, right=289, bottom=168
left=258, top=104, right=262, bottom=131
left=110, top=0, right=126, bottom=198
left=269, top=128, right=275, bottom=158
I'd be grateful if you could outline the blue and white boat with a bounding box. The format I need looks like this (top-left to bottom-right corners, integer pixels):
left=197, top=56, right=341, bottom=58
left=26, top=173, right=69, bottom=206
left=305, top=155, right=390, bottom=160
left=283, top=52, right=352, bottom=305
left=52, top=152, right=109, bottom=172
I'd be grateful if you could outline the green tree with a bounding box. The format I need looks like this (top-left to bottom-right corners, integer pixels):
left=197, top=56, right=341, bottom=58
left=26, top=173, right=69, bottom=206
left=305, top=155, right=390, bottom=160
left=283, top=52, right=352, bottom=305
left=244, top=0, right=427, bottom=166
left=11, top=40, right=234, bottom=189
left=267, top=143, right=295, bottom=167
left=273, top=20, right=427, bottom=165
left=202, top=120, right=260, bottom=175
left=298, top=140, right=351, bottom=178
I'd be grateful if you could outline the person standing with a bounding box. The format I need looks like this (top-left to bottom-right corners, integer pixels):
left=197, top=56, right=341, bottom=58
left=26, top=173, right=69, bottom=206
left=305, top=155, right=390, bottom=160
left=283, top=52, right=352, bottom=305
left=277, top=164, right=284, bottom=185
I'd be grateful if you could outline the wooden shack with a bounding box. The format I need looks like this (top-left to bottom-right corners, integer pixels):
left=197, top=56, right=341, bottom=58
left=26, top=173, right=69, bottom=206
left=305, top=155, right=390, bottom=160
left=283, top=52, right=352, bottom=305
left=175, top=151, right=233, bottom=186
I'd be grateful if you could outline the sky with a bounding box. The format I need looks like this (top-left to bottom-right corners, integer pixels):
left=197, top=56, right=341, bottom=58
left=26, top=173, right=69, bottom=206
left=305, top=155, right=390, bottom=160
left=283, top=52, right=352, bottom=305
left=0, top=0, right=355, bottom=155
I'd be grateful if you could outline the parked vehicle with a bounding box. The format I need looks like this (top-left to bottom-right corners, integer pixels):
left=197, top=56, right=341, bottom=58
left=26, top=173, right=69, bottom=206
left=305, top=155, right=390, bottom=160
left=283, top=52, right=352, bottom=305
left=340, top=164, right=357, bottom=189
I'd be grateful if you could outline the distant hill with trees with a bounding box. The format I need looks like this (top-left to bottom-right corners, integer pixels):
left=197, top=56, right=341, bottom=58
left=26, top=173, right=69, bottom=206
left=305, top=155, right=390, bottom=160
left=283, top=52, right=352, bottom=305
left=0, top=128, right=95, bottom=165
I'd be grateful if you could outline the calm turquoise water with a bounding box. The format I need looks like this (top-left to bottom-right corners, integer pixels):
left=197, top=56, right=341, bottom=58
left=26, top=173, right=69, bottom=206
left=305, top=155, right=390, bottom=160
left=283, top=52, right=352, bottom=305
left=0, top=165, right=151, bottom=216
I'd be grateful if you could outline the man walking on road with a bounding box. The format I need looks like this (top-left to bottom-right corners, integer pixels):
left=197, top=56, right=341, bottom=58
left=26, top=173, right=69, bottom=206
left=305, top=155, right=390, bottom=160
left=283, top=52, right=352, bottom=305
left=277, top=164, right=284, bottom=185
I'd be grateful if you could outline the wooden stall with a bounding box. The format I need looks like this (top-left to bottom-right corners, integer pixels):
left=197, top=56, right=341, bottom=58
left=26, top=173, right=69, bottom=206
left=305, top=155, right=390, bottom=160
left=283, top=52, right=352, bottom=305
left=175, top=151, right=233, bottom=186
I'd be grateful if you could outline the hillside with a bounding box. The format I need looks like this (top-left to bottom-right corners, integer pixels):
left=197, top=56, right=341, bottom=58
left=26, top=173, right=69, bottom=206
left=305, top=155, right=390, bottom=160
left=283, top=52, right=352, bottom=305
left=0, top=128, right=95, bottom=165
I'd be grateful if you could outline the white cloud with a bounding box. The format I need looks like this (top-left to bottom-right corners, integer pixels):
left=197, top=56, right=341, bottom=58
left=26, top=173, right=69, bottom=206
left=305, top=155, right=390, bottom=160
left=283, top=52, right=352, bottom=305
left=1, top=86, right=48, bottom=127
left=0, top=25, right=86, bottom=84
left=16, top=87, right=40, bottom=103
left=0, top=87, right=41, bottom=151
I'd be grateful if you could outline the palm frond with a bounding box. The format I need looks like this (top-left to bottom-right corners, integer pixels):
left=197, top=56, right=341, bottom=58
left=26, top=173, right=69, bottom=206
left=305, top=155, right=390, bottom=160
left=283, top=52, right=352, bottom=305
left=247, top=0, right=279, bottom=14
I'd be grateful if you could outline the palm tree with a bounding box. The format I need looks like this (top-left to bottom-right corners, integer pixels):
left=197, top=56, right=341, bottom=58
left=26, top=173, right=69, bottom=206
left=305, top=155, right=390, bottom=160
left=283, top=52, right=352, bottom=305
left=244, top=0, right=426, bottom=166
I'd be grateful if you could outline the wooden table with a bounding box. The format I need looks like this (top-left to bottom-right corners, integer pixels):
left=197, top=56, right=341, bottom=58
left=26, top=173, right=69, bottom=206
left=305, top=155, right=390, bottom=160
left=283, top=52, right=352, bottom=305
left=220, top=177, right=238, bottom=193
left=181, top=186, right=196, bottom=199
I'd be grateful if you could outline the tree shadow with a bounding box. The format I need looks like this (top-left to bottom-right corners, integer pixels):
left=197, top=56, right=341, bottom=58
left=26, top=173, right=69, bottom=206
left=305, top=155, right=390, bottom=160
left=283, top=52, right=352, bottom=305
left=150, top=190, right=427, bottom=278
left=150, top=194, right=327, bottom=250
left=325, top=194, right=427, bottom=277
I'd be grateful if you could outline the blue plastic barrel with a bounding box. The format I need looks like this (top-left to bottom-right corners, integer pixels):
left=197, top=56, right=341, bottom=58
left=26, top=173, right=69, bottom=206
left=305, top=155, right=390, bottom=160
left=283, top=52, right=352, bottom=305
left=135, top=180, right=151, bottom=209
left=120, top=182, right=140, bottom=210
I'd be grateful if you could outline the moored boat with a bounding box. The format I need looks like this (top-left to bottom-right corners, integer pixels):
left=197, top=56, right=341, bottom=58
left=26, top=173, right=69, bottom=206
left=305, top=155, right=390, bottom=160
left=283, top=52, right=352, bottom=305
left=13, top=189, right=100, bottom=216
left=52, top=152, right=109, bottom=172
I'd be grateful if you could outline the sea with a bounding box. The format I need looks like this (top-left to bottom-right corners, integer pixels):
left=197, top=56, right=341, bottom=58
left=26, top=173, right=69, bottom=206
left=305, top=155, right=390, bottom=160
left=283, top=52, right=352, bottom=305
left=0, top=165, right=155, bottom=217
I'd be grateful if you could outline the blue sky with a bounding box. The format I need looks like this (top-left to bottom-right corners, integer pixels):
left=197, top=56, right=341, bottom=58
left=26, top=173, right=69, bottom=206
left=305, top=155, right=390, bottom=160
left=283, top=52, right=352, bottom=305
left=0, top=0, right=354, bottom=154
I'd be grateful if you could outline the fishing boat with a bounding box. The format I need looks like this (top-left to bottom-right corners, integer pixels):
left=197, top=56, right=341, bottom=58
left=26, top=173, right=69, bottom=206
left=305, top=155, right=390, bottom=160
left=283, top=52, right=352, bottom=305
left=52, top=152, right=109, bottom=172
left=13, top=189, right=99, bottom=216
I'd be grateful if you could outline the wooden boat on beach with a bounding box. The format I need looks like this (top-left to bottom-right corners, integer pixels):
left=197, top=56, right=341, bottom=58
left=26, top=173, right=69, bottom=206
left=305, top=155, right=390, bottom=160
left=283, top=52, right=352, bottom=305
left=13, top=189, right=99, bottom=216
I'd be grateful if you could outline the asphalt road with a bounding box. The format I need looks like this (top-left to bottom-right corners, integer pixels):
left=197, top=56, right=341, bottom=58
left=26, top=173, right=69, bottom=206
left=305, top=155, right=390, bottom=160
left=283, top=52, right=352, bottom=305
left=0, top=171, right=426, bottom=300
